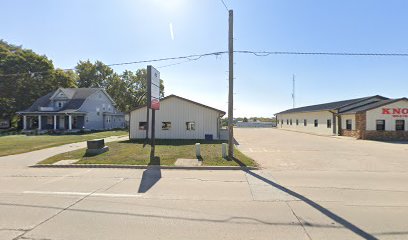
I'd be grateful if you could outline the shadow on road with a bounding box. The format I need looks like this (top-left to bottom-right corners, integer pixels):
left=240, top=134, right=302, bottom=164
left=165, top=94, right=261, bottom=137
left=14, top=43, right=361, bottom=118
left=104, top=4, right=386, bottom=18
left=138, top=156, right=161, bottom=193
left=231, top=157, right=378, bottom=240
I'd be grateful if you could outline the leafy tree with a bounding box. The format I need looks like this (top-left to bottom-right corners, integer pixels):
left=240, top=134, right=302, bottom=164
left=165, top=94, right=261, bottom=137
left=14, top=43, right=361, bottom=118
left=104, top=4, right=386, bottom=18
left=243, top=117, right=248, bottom=122
left=53, top=69, right=78, bottom=88
left=75, top=60, right=113, bottom=88
left=0, top=40, right=80, bottom=122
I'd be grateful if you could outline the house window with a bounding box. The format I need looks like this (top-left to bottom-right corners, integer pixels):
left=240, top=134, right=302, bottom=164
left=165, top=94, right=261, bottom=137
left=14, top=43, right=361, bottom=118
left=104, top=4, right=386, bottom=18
left=86, top=117, right=89, bottom=122
left=102, top=104, right=105, bottom=111
left=304, top=119, right=307, bottom=126
left=396, top=120, right=405, bottom=131
left=290, top=119, right=292, bottom=125
left=162, top=122, right=171, bottom=130
left=346, top=120, right=352, bottom=130
left=376, top=120, right=385, bottom=131
left=296, top=119, right=299, bottom=125
left=327, top=119, right=332, bottom=128
left=58, top=102, right=62, bottom=108
left=281, top=119, right=283, bottom=125
left=314, top=120, right=318, bottom=127
left=139, top=122, right=147, bottom=130
left=287, top=119, right=289, bottom=125
left=186, top=122, right=195, bottom=130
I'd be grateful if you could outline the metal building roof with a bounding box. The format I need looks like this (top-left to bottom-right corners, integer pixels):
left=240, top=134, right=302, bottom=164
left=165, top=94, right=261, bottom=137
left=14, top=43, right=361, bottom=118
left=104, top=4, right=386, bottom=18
left=276, top=95, right=388, bottom=115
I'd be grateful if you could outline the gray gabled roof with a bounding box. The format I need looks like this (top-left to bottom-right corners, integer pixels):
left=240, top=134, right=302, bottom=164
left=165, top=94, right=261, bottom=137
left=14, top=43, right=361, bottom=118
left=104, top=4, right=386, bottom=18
left=19, top=88, right=102, bottom=113
left=276, top=95, right=388, bottom=115
left=339, top=98, right=408, bottom=114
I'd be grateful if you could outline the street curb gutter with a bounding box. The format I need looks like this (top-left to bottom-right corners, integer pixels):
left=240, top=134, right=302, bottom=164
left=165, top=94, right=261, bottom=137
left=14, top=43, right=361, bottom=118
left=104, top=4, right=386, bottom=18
left=31, top=164, right=258, bottom=171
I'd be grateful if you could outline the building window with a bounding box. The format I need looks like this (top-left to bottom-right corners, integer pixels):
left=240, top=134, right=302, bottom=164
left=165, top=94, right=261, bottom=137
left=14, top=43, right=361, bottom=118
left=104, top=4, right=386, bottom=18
left=327, top=119, right=332, bottom=128
left=287, top=119, right=289, bottom=125
left=290, top=119, right=292, bottom=125
left=139, top=122, right=147, bottom=130
left=396, top=120, right=405, bottom=131
left=346, top=120, right=352, bottom=130
left=58, top=102, right=62, bottom=108
left=186, top=122, right=195, bottom=130
left=86, top=117, right=89, bottom=122
left=296, top=119, right=299, bottom=125
left=281, top=119, right=283, bottom=125
left=314, top=120, right=318, bottom=127
left=376, top=120, right=385, bottom=131
left=162, top=122, right=171, bottom=130
left=304, top=119, right=307, bottom=126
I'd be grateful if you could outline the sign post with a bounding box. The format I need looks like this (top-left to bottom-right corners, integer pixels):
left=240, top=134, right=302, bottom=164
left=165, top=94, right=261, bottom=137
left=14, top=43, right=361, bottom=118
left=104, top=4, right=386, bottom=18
left=147, top=65, right=160, bottom=161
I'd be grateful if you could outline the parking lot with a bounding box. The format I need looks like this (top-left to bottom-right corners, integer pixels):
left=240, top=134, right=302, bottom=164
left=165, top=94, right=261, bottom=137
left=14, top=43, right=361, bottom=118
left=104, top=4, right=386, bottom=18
left=235, top=128, right=408, bottom=172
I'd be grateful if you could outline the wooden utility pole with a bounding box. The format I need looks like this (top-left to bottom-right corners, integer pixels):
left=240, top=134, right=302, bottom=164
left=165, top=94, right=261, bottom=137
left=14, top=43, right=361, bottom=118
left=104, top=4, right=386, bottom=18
left=228, top=9, right=234, bottom=157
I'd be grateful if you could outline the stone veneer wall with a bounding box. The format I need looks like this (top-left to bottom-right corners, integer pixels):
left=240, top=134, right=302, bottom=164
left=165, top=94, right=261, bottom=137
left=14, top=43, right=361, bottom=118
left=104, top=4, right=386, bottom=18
left=363, top=131, right=408, bottom=141
left=340, top=112, right=366, bottom=139
left=340, top=129, right=359, bottom=138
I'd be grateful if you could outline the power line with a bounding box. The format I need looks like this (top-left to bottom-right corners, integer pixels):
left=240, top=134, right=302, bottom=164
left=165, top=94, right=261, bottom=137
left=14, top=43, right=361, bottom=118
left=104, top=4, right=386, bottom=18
left=2, top=49, right=408, bottom=77
left=219, top=0, right=229, bottom=11
left=0, top=51, right=227, bottom=77
left=235, top=50, right=408, bottom=57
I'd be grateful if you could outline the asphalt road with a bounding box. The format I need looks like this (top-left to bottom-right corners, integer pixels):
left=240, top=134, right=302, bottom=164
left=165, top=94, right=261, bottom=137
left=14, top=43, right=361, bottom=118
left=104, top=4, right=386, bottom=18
left=0, top=130, right=407, bottom=239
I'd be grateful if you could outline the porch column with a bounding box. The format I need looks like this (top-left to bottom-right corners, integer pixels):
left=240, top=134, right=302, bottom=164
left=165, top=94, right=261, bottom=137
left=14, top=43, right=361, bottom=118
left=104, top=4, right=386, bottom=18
left=53, top=115, right=57, bottom=130
left=68, top=115, right=72, bottom=130
left=23, top=116, right=27, bottom=130
left=38, top=115, right=42, bottom=130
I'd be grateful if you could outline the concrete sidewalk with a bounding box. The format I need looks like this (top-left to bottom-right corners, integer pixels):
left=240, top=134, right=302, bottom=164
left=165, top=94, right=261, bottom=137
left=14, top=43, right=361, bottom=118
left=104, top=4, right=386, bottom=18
left=0, top=135, right=128, bottom=168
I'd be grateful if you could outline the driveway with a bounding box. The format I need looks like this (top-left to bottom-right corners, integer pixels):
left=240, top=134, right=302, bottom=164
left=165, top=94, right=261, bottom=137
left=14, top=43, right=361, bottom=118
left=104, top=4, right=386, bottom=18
left=235, top=128, right=408, bottom=172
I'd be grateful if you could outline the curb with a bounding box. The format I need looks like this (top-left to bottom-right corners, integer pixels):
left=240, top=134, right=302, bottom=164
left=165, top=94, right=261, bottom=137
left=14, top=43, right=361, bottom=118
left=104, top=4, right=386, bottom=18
left=31, top=164, right=258, bottom=171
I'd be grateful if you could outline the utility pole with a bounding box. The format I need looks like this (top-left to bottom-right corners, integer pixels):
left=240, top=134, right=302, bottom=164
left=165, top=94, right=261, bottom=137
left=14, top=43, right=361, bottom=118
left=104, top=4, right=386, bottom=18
left=292, top=74, right=296, bottom=108
left=228, top=10, right=234, bottom=158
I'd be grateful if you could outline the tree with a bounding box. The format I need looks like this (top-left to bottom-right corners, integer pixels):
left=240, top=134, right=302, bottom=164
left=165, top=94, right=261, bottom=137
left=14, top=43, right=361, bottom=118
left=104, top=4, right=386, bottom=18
left=53, top=69, right=78, bottom=88
left=0, top=40, right=80, bottom=123
left=243, top=117, right=248, bottom=122
left=107, top=69, right=165, bottom=112
left=75, top=60, right=114, bottom=88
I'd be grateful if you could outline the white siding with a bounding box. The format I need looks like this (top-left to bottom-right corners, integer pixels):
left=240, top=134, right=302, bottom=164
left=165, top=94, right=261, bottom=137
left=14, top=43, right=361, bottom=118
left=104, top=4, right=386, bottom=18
left=366, top=100, right=408, bottom=131
left=276, top=111, right=334, bottom=135
left=341, top=114, right=356, bottom=130
left=130, top=97, right=222, bottom=139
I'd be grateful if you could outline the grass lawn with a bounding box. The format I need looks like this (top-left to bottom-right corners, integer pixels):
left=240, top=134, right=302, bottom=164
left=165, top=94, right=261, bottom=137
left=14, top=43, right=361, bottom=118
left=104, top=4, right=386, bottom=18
left=0, top=131, right=128, bottom=157
left=39, top=140, right=256, bottom=167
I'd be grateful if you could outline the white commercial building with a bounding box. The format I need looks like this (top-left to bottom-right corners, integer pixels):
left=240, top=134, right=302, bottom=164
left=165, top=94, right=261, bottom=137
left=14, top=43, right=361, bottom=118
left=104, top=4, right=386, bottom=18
left=276, top=95, right=408, bottom=141
left=129, top=95, right=225, bottom=140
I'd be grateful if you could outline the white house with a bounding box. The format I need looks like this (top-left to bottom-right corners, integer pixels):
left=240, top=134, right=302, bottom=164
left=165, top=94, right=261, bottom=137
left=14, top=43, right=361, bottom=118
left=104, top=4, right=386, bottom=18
left=18, top=88, right=125, bottom=132
left=129, top=95, right=226, bottom=140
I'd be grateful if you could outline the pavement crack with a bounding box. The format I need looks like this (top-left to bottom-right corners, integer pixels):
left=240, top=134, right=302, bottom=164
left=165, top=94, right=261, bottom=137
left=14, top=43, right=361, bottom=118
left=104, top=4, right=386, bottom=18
left=13, top=182, right=114, bottom=240
left=286, top=202, right=313, bottom=240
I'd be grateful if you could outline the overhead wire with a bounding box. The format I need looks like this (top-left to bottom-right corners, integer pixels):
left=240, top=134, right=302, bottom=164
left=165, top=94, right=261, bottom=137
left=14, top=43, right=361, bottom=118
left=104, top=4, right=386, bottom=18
left=1, top=50, right=408, bottom=77
left=219, top=0, right=229, bottom=11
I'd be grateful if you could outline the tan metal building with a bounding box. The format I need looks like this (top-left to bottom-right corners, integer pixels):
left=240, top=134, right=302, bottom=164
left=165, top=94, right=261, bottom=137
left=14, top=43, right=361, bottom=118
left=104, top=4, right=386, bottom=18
left=276, top=95, right=408, bottom=140
left=129, top=95, right=225, bottom=140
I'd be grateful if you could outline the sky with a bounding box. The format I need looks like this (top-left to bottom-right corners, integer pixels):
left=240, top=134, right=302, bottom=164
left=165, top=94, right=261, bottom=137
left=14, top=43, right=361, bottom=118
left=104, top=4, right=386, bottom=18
left=1, top=0, right=408, bottom=117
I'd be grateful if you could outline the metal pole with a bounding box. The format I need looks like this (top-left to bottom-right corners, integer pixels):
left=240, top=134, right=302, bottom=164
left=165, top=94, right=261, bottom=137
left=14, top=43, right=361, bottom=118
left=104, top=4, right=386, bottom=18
left=228, top=9, right=234, bottom=157
left=150, top=109, right=156, bottom=160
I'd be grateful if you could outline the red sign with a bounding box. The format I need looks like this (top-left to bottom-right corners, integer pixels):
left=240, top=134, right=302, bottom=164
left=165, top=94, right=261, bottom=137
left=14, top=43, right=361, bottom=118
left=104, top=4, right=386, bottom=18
left=382, top=108, right=408, bottom=117
left=151, top=99, right=160, bottom=110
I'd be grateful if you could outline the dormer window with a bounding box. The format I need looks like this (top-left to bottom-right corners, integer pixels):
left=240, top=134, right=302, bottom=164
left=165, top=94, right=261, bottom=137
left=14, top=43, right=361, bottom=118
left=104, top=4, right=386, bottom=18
left=58, top=102, right=62, bottom=108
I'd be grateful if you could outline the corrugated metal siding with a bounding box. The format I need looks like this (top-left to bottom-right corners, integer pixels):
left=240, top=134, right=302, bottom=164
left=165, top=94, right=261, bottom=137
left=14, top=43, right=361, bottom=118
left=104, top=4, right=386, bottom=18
left=130, top=97, right=221, bottom=139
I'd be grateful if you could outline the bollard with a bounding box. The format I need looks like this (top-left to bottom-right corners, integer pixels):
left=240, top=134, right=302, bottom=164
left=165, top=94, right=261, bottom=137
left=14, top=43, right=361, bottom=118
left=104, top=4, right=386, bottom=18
left=195, top=143, right=201, bottom=157
left=222, top=143, right=227, bottom=158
